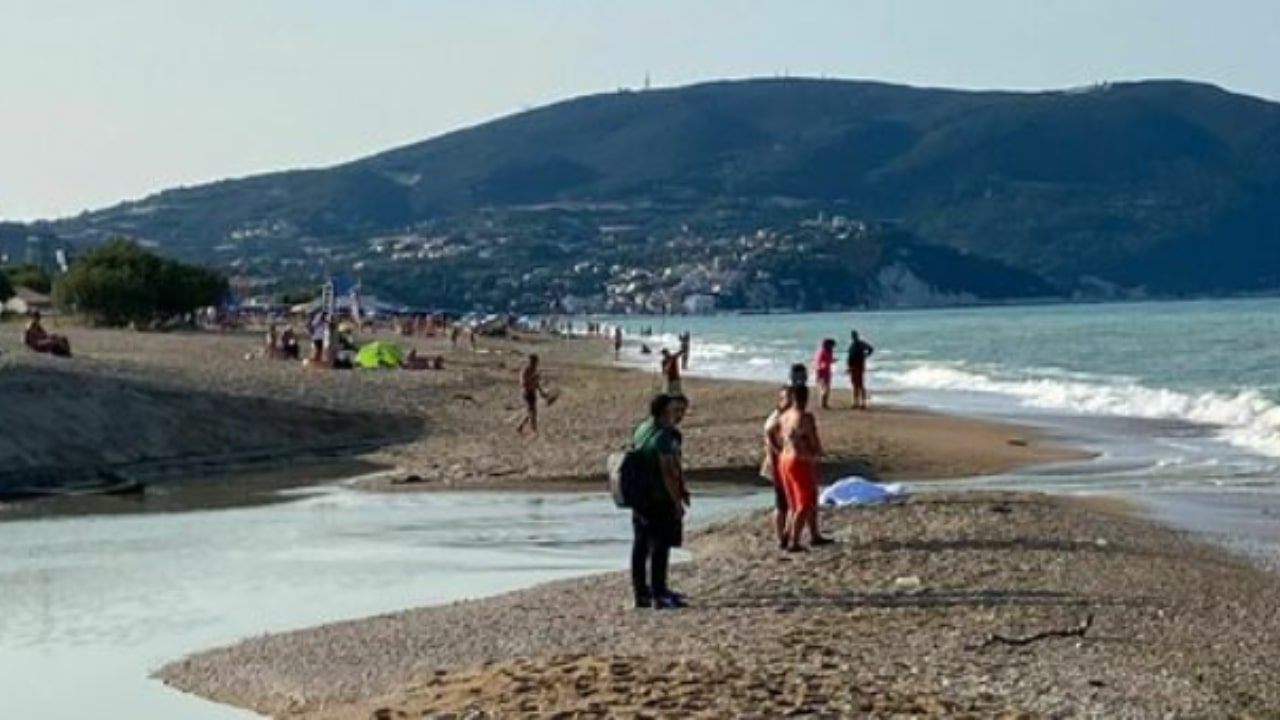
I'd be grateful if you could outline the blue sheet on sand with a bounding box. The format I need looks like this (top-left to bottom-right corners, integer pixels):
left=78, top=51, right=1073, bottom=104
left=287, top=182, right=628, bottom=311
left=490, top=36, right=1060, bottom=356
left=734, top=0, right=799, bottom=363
left=819, top=477, right=907, bottom=507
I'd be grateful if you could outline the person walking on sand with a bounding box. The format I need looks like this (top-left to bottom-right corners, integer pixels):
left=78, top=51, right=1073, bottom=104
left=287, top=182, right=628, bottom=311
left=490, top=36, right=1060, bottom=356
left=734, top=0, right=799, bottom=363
left=660, top=347, right=686, bottom=398
left=613, top=326, right=624, bottom=360
left=778, top=385, right=833, bottom=551
left=762, top=385, right=793, bottom=548
left=516, top=354, right=553, bottom=435
left=846, top=330, right=875, bottom=410
left=814, top=338, right=837, bottom=410
left=630, top=394, right=690, bottom=609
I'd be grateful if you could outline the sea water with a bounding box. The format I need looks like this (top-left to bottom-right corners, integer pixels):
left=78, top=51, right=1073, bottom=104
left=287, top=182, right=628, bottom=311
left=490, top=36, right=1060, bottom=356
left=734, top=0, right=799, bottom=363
left=0, top=486, right=763, bottom=719
left=616, top=297, right=1280, bottom=562
left=618, top=298, right=1280, bottom=484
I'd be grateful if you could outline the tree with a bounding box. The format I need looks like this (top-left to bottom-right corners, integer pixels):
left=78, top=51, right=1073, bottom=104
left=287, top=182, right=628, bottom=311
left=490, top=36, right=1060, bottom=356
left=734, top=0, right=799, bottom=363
left=3, top=263, right=54, bottom=293
left=53, top=237, right=228, bottom=327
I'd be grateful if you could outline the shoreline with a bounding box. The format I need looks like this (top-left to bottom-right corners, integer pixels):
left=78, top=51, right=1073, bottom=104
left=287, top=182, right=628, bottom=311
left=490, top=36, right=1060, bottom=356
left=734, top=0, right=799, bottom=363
left=1, top=327, right=1088, bottom=507
left=7, top=327, right=1279, bottom=714
left=157, top=491, right=1280, bottom=718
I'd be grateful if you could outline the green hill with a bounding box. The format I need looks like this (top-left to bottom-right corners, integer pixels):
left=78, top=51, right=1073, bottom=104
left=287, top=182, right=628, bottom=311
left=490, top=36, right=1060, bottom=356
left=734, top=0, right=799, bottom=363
left=38, top=77, right=1280, bottom=306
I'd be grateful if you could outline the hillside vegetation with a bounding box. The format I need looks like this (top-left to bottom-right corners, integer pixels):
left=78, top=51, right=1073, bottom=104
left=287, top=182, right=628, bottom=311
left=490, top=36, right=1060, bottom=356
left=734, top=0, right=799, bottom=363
left=36, top=78, right=1280, bottom=308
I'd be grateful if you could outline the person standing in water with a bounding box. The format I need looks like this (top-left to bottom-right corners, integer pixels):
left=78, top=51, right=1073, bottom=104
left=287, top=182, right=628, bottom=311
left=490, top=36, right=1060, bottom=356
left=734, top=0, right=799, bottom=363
left=846, top=330, right=875, bottom=410
left=630, top=394, right=690, bottom=609
left=813, top=338, right=837, bottom=410
left=517, top=354, right=551, bottom=435
left=678, top=331, right=691, bottom=371
left=778, top=384, right=833, bottom=551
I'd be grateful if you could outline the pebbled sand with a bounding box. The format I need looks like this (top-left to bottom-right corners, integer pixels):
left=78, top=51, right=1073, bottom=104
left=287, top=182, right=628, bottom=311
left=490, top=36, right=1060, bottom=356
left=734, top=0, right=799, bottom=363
left=158, top=492, right=1280, bottom=719
left=0, top=325, right=1083, bottom=496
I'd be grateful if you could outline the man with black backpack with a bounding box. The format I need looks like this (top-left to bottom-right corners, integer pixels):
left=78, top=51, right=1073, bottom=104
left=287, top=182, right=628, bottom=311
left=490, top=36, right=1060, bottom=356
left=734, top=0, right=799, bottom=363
left=628, top=393, right=689, bottom=610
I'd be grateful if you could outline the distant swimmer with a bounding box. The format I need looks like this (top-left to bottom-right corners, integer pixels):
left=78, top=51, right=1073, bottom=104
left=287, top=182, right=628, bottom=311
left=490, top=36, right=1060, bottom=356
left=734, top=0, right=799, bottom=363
left=846, top=330, right=875, bottom=410
left=813, top=338, right=836, bottom=410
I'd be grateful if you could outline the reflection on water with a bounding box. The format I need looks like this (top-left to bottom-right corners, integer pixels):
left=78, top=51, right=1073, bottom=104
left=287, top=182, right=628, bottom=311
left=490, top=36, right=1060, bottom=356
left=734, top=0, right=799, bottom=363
left=0, top=484, right=765, bottom=720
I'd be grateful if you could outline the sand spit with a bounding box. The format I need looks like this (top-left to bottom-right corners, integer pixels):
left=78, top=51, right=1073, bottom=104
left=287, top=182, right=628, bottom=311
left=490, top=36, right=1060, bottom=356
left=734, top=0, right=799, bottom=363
left=160, top=493, right=1280, bottom=719
left=1, top=326, right=1081, bottom=500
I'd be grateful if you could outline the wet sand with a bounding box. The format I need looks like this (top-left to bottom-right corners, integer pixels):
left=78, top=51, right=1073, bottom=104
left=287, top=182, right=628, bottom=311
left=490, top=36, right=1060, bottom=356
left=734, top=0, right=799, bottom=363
left=159, top=492, right=1280, bottom=719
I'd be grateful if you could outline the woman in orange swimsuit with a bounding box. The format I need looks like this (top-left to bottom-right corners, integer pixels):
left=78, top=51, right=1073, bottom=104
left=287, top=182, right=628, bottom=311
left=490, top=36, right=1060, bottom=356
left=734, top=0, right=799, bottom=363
left=778, top=385, right=833, bottom=551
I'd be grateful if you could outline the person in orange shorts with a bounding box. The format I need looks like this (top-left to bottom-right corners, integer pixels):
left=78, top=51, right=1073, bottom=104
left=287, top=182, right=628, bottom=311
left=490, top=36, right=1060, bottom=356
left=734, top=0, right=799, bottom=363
left=777, top=384, right=834, bottom=551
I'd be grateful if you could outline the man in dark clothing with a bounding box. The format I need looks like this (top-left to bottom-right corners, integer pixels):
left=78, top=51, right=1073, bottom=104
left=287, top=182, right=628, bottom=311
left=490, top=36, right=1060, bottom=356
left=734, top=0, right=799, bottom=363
left=630, top=393, right=689, bottom=610
left=846, top=330, right=875, bottom=410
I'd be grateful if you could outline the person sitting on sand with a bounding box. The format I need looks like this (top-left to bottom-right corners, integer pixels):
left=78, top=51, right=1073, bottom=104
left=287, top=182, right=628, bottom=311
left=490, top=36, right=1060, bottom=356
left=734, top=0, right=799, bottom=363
left=517, top=354, right=554, bottom=435
left=660, top=348, right=686, bottom=398
left=814, top=338, right=836, bottom=410
left=778, top=385, right=833, bottom=552
left=23, top=311, right=71, bottom=357
left=762, top=385, right=793, bottom=548
left=279, top=326, right=300, bottom=360
left=630, top=393, right=690, bottom=610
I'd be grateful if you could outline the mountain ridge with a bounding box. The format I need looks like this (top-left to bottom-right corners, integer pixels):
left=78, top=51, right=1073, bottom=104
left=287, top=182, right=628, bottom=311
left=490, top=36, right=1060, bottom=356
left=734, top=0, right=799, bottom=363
left=32, top=76, right=1280, bottom=309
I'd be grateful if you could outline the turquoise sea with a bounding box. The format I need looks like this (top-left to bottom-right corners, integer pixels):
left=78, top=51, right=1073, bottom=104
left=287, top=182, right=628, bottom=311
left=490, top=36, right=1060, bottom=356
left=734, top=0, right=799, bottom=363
left=618, top=297, right=1280, bottom=488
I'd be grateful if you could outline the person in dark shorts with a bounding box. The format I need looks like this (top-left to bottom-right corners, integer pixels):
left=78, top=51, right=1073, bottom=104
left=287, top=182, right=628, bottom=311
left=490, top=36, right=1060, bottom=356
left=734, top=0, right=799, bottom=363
left=517, top=353, right=551, bottom=435
left=761, top=384, right=793, bottom=548
left=846, top=331, right=875, bottom=410
left=630, top=394, right=689, bottom=610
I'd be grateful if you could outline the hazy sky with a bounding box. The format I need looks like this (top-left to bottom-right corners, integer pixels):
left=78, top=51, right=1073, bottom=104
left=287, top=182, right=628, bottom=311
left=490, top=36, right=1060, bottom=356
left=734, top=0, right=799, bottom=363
left=3, top=0, right=1279, bottom=220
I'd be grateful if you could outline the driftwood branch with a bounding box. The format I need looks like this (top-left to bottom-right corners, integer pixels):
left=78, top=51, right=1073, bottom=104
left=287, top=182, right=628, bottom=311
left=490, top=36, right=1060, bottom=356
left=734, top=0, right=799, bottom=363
left=970, top=613, right=1094, bottom=650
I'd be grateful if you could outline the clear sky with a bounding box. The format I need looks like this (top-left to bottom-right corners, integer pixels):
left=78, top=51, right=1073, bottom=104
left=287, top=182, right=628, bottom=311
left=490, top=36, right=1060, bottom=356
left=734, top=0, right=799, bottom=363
left=3, top=0, right=1279, bottom=220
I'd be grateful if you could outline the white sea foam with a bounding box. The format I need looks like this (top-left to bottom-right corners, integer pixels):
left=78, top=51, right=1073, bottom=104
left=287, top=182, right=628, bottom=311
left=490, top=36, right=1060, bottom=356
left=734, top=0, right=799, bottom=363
left=883, top=361, right=1280, bottom=458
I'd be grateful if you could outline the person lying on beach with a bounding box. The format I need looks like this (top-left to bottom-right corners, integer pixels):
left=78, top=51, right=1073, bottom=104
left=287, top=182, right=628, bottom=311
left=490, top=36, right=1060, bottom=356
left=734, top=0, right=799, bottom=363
left=630, top=393, right=690, bottom=610
left=401, top=349, right=445, bottom=371
left=778, top=384, right=834, bottom=551
left=762, top=385, right=793, bottom=548
left=23, top=312, right=71, bottom=357
left=517, top=354, right=555, bottom=435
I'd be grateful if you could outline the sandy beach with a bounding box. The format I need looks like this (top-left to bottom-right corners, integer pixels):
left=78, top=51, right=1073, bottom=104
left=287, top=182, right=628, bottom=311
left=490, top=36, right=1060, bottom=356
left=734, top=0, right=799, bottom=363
left=0, top=324, right=1081, bottom=498
left=11, top=324, right=1280, bottom=717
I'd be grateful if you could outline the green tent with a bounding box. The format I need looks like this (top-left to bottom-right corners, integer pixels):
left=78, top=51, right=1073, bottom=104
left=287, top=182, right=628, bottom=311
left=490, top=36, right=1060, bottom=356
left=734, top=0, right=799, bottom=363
left=354, top=340, right=403, bottom=369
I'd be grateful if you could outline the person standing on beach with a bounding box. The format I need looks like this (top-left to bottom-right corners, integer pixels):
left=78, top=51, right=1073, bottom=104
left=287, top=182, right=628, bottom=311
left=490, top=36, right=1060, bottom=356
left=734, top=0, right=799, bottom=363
left=762, top=385, right=793, bottom=548
left=517, top=354, right=551, bottom=435
left=660, top=348, right=686, bottom=398
left=846, top=331, right=875, bottom=410
left=814, top=338, right=836, bottom=410
left=678, top=331, right=691, bottom=371
left=778, top=385, right=833, bottom=551
left=630, top=394, right=689, bottom=609
left=613, top=326, right=623, bottom=360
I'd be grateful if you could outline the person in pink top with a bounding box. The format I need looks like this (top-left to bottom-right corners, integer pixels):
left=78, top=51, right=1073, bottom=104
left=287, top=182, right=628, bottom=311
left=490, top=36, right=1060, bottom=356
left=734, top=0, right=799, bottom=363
left=813, top=338, right=837, bottom=410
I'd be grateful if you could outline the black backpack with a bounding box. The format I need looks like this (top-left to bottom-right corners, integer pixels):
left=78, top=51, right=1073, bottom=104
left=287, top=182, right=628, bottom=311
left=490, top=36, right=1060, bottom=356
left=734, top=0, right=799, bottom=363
left=607, top=424, right=660, bottom=508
